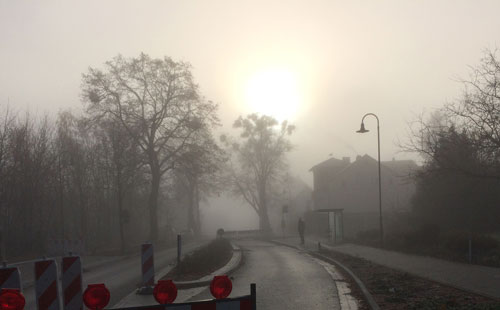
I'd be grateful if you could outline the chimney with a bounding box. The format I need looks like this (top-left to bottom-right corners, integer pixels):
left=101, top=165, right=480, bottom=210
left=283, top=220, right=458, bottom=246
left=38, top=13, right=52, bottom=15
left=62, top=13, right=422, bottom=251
left=356, top=155, right=362, bottom=161
left=342, top=157, right=350, bottom=164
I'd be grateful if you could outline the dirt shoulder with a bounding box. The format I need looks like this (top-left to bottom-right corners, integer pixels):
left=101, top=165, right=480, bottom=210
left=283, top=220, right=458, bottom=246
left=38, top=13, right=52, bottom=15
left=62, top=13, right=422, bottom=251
left=320, top=248, right=500, bottom=310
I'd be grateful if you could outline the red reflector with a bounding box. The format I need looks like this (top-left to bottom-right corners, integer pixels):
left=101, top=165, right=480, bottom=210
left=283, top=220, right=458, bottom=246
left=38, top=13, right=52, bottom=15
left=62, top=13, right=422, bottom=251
left=83, top=284, right=110, bottom=310
left=153, top=280, right=177, bottom=304
left=210, top=275, right=232, bottom=299
left=0, top=289, right=25, bottom=310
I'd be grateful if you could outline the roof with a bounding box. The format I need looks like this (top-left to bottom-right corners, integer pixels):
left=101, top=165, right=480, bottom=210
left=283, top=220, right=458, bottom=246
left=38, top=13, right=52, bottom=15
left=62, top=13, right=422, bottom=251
left=310, top=154, right=419, bottom=178
left=309, top=157, right=349, bottom=172
left=381, top=159, right=419, bottom=176
left=335, top=154, right=391, bottom=177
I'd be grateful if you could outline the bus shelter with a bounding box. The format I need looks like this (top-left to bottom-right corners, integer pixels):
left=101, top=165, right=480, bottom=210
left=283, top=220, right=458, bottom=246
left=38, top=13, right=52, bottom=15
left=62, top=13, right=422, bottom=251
left=315, top=208, right=344, bottom=243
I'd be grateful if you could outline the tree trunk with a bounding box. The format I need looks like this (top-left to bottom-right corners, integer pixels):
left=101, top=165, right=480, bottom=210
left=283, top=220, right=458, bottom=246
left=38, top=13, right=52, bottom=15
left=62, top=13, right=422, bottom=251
left=116, top=170, right=125, bottom=254
left=148, top=158, right=160, bottom=242
left=187, top=183, right=195, bottom=234
left=258, top=183, right=272, bottom=233
left=77, top=180, right=87, bottom=252
left=258, top=206, right=272, bottom=232
left=193, top=180, right=201, bottom=236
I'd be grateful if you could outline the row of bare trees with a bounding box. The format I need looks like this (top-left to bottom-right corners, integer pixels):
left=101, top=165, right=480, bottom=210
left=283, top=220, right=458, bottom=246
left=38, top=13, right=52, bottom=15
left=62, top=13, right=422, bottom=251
left=0, top=54, right=225, bottom=259
left=0, top=109, right=149, bottom=259
left=0, top=53, right=298, bottom=260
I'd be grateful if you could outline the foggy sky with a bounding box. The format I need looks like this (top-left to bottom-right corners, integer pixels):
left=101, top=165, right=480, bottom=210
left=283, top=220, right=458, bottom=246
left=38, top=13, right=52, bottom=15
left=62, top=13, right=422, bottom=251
left=2, top=0, right=500, bottom=187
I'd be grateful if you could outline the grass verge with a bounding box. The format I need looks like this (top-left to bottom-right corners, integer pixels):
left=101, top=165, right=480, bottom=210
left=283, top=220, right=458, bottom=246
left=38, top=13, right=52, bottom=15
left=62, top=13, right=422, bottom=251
left=162, top=238, right=232, bottom=281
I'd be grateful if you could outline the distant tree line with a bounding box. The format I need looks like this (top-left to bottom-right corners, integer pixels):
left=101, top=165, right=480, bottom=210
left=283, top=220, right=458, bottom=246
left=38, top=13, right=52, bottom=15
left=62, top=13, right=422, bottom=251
left=0, top=53, right=224, bottom=260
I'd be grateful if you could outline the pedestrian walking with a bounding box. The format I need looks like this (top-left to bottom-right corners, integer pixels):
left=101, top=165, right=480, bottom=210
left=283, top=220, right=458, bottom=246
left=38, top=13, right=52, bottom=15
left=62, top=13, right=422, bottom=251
left=298, top=217, right=305, bottom=245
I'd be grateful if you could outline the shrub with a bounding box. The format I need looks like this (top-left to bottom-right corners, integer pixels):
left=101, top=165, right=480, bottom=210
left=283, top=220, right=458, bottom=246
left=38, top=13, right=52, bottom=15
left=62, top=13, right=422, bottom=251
left=356, top=229, right=380, bottom=245
left=402, top=224, right=441, bottom=249
left=176, top=238, right=232, bottom=275
left=441, top=231, right=499, bottom=254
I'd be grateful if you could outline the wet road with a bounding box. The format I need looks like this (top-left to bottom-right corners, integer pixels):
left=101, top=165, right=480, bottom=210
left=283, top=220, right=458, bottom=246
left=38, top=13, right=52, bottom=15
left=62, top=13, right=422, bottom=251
left=189, top=239, right=341, bottom=309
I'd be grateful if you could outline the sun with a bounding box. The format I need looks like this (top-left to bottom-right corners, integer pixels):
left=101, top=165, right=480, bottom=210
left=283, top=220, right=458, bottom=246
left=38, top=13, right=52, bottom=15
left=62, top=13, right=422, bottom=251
left=244, top=68, right=302, bottom=122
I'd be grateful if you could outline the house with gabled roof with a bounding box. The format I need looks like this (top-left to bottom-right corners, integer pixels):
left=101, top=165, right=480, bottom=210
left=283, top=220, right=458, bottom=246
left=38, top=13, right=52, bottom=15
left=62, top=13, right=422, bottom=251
left=309, top=154, right=419, bottom=238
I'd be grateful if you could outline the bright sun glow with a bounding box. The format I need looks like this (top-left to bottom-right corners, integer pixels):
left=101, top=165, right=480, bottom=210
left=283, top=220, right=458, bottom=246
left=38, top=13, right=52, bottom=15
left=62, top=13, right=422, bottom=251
left=244, top=68, right=302, bottom=122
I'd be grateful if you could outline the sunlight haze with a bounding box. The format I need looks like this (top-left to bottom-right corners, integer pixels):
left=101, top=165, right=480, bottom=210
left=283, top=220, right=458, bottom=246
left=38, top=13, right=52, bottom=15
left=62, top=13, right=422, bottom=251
left=2, top=0, right=500, bottom=185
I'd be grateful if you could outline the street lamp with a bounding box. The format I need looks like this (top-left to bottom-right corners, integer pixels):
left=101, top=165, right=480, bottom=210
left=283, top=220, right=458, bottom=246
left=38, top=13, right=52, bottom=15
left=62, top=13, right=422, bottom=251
left=356, top=113, right=384, bottom=247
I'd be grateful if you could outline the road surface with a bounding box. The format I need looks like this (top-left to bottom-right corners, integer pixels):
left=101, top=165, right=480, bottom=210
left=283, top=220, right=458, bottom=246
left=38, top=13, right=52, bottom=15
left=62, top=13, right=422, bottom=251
left=187, top=240, right=345, bottom=309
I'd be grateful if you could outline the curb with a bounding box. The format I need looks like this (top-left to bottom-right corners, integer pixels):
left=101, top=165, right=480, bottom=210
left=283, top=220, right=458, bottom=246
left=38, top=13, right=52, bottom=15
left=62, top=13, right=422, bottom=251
left=310, top=251, right=380, bottom=310
left=269, top=239, right=380, bottom=310
left=174, top=243, right=243, bottom=290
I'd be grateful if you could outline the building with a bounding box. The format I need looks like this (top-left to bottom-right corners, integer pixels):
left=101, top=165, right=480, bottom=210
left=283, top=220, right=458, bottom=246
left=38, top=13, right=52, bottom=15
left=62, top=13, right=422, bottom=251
left=309, top=155, right=419, bottom=238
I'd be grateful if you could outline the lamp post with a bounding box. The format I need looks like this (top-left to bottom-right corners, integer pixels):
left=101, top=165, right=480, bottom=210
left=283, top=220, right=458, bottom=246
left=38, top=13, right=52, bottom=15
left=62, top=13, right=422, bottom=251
left=356, top=113, right=384, bottom=247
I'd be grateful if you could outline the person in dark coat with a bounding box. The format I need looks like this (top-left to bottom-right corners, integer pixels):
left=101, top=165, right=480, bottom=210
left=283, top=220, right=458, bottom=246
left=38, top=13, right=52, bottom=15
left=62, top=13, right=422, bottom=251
left=298, top=217, right=305, bottom=245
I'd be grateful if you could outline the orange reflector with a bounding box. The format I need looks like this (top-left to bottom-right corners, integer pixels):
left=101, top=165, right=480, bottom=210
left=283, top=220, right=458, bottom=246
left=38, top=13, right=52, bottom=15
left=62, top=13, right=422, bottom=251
left=153, top=280, right=177, bottom=304
left=210, top=275, right=232, bottom=299
left=0, top=289, right=25, bottom=310
left=83, top=284, right=110, bottom=310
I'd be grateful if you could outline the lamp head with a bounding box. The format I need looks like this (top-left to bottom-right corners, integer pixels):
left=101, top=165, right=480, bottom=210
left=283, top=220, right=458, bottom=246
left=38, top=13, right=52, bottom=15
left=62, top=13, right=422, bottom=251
left=356, top=122, right=369, bottom=133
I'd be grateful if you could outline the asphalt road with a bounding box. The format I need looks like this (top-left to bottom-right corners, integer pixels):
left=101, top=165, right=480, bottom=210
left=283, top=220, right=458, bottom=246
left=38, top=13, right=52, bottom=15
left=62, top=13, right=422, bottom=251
left=21, top=241, right=205, bottom=309
left=188, top=239, right=342, bottom=310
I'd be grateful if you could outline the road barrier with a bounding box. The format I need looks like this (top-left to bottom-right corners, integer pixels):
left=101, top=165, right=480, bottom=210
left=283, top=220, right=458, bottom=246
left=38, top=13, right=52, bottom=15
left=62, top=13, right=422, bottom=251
left=84, top=277, right=256, bottom=310
left=1, top=244, right=257, bottom=310
left=35, top=259, right=60, bottom=310
left=62, top=256, right=83, bottom=310
left=141, top=243, right=155, bottom=289
left=1, top=260, right=256, bottom=310
left=0, top=266, right=21, bottom=290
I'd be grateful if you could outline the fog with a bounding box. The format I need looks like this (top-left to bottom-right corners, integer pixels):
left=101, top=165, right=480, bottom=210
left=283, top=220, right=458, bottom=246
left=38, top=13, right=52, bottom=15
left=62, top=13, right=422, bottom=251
left=2, top=1, right=500, bottom=234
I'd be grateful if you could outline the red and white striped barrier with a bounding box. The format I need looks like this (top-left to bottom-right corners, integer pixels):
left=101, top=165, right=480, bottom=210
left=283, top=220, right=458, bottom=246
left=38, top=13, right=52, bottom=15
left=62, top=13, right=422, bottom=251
left=62, top=256, right=82, bottom=310
left=0, top=266, right=21, bottom=290
left=141, top=243, right=155, bottom=287
left=35, top=259, right=60, bottom=310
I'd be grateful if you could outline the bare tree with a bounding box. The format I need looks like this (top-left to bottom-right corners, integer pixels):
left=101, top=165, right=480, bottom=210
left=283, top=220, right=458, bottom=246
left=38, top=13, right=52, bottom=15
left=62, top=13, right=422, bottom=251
left=221, top=114, right=295, bottom=232
left=81, top=53, right=218, bottom=241
left=0, top=105, right=13, bottom=260
left=175, top=128, right=226, bottom=235
left=93, top=118, right=144, bottom=253
left=402, top=49, right=500, bottom=234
